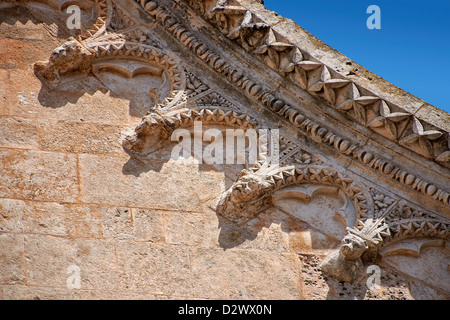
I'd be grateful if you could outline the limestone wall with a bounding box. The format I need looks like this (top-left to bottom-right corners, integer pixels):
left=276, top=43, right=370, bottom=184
left=0, top=1, right=448, bottom=300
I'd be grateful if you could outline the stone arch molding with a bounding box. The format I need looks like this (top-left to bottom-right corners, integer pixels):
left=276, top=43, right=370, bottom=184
left=3, top=0, right=112, bottom=42
left=34, top=39, right=186, bottom=109
left=20, top=0, right=449, bottom=287
left=117, top=0, right=450, bottom=216
left=122, top=107, right=260, bottom=157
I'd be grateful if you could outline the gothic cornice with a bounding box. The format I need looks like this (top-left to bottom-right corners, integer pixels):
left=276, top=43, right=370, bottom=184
left=130, top=0, right=450, bottom=209
left=217, top=160, right=449, bottom=254
left=17, top=0, right=449, bottom=285
left=216, top=162, right=368, bottom=225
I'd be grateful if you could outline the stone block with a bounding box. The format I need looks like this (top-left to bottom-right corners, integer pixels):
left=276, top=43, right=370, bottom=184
left=38, top=120, right=126, bottom=155
left=132, top=208, right=165, bottom=243
left=0, top=117, right=39, bottom=149
left=79, top=155, right=225, bottom=211
left=101, top=207, right=134, bottom=240
left=0, top=199, right=102, bottom=239
left=70, top=289, right=157, bottom=300
left=164, top=210, right=219, bottom=247
left=0, top=70, right=9, bottom=115
left=8, top=70, right=135, bottom=125
left=0, top=198, right=66, bottom=236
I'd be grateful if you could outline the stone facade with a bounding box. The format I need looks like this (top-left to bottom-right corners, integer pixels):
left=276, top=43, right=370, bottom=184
left=0, top=0, right=449, bottom=300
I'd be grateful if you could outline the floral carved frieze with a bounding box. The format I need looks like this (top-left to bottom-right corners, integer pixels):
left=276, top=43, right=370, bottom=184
left=215, top=160, right=449, bottom=282
left=26, top=0, right=449, bottom=210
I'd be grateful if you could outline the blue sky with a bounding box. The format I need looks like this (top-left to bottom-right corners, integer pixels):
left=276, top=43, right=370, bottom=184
left=264, top=0, right=450, bottom=113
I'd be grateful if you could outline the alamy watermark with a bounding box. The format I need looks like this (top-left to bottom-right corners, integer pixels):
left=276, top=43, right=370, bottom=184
left=170, top=121, right=280, bottom=166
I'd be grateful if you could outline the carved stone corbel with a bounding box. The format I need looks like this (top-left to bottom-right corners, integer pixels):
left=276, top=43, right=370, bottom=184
left=320, top=233, right=367, bottom=283
left=215, top=162, right=368, bottom=224
left=321, top=198, right=450, bottom=282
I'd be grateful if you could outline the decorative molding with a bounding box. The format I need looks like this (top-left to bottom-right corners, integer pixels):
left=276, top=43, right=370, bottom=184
left=15, top=0, right=448, bottom=285
left=131, top=0, right=449, bottom=207
left=338, top=200, right=449, bottom=261
left=27, top=0, right=449, bottom=207
left=379, top=238, right=447, bottom=258
left=77, top=0, right=112, bottom=43
left=217, top=161, right=449, bottom=281
left=3, top=0, right=113, bottom=42
left=180, top=0, right=449, bottom=165
left=34, top=38, right=186, bottom=109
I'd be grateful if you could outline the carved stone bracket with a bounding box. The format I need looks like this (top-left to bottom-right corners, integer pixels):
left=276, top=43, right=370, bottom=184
left=34, top=37, right=186, bottom=110
left=180, top=0, right=450, bottom=166
left=321, top=199, right=449, bottom=282
left=217, top=161, right=449, bottom=282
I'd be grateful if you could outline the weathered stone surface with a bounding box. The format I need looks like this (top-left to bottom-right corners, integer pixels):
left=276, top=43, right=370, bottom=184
left=6, top=67, right=137, bottom=125
left=38, top=120, right=127, bottom=155
left=0, top=199, right=102, bottom=239
left=0, top=36, right=61, bottom=70
left=34, top=40, right=93, bottom=83
left=0, top=149, right=78, bottom=202
left=0, top=117, right=39, bottom=149
left=70, top=289, right=158, bottom=300
left=382, top=245, right=450, bottom=293
left=0, top=70, right=9, bottom=114
left=116, top=241, right=191, bottom=296
left=101, top=206, right=165, bottom=242
left=25, top=235, right=118, bottom=290
left=164, top=210, right=219, bottom=247
left=132, top=209, right=165, bottom=243
left=101, top=207, right=134, bottom=240
left=2, top=285, right=71, bottom=300
left=0, top=0, right=448, bottom=300
left=0, top=198, right=67, bottom=236
left=79, top=155, right=225, bottom=210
